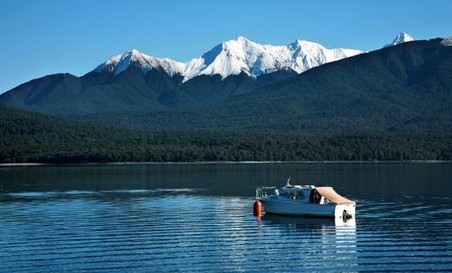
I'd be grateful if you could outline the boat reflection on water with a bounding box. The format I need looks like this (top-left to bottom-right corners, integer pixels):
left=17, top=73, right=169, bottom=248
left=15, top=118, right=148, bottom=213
left=256, top=214, right=358, bottom=271
left=260, top=214, right=356, bottom=228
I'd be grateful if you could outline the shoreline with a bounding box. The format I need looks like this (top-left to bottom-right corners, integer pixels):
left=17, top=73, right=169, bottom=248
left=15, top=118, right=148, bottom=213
left=1, top=160, right=451, bottom=167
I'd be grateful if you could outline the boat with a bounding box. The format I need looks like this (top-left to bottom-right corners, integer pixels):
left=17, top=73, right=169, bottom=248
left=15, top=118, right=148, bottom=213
left=254, top=179, right=356, bottom=220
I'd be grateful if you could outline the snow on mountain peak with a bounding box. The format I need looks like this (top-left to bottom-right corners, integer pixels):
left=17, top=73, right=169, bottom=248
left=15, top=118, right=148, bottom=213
left=385, top=32, right=414, bottom=47
left=442, top=37, right=452, bottom=46
left=182, top=37, right=362, bottom=81
left=233, top=35, right=251, bottom=43
left=94, top=37, right=362, bottom=81
left=95, top=49, right=184, bottom=76
left=95, top=49, right=149, bottom=75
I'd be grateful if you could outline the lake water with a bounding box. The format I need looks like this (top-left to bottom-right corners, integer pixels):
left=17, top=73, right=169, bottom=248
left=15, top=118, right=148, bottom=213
left=0, top=163, right=451, bottom=272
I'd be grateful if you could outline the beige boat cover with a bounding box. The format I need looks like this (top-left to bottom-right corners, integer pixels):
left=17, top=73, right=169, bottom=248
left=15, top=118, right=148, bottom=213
left=316, top=187, right=355, bottom=205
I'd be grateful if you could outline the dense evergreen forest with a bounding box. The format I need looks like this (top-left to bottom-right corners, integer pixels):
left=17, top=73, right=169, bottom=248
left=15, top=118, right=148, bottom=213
left=1, top=106, right=451, bottom=163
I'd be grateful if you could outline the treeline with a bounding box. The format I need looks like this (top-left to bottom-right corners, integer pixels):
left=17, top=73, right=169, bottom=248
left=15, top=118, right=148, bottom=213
left=0, top=108, right=451, bottom=163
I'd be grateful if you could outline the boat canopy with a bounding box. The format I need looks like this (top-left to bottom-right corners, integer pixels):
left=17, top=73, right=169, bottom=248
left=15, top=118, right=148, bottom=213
left=316, top=187, right=355, bottom=205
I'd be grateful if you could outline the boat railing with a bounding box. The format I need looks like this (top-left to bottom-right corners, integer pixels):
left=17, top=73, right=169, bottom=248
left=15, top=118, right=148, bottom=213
left=255, top=186, right=277, bottom=199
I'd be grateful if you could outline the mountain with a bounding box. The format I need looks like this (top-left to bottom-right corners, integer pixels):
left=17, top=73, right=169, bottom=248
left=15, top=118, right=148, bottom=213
left=1, top=34, right=451, bottom=135
left=385, top=32, right=414, bottom=47
left=181, top=36, right=361, bottom=81
left=93, top=49, right=186, bottom=77
left=1, top=36, right=452, bottom=163
left=84, top=38, right=452, bottom=135
left=0, top=37, right=360, bottom=115
left=95, top=36, right=362, bottom=81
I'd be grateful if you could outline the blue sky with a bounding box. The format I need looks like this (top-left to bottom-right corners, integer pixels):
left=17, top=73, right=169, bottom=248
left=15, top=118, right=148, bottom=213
left=1, top=0, right=451, bottom=93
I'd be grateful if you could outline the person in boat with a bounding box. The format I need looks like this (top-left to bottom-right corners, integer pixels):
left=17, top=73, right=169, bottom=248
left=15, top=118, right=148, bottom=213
left=309, top=189, right=322, bottom=204
left=286, top=177, right=293, bottom=188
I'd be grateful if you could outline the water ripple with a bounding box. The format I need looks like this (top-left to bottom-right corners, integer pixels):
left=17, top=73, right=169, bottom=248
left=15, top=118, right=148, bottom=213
left=1, top=193, right=451, bottom=273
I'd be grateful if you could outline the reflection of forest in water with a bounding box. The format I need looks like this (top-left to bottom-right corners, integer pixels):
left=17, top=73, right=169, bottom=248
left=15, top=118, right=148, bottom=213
left=1, top=163, right=451, bottom=200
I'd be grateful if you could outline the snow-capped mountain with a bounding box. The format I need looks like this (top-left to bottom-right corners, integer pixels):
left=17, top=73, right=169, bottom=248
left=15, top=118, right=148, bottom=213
left=94, top=49, right=185, bottom=77
left=1, top=36, right=450, bottom=122
left=94, top=36, right=362, bottom=81
left=182, top=36, right=362, bottom=81
left=385, top=32, right=414, bottom=47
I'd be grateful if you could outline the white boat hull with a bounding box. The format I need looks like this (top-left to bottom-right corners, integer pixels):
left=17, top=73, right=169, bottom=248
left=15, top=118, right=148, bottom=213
left=260, top=196, right=356, bottom=219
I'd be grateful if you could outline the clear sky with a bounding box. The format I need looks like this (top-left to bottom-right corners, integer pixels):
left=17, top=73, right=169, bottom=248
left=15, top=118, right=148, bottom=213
left=1, top=0, right=451, bottom=93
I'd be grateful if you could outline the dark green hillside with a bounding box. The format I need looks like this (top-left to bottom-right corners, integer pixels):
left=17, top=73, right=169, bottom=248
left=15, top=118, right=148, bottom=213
left=236, top=38, right=452, bottom=134
left=1, top=106, right=451, bottom=163
left=86, top=39, right=452, bottom=134
left=0, top=67, right=180, bottom=115
left=0, top=66, right=293, bottom=116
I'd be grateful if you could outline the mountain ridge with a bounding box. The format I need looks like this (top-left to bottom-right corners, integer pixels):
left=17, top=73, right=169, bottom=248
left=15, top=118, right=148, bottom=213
left=2, top=34, right=367, bottom=115
left=93, top=36, right=363, bottom=82
left=0, top=32, right=415, bottom=95
left=0, top=32, right=432, bottom=120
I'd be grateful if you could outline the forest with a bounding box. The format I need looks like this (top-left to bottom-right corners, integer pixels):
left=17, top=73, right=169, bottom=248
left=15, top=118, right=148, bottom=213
left=1, top=105, right=451, bottom=163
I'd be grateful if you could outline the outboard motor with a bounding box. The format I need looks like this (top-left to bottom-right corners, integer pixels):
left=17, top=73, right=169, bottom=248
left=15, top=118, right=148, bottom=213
left=342, top=210, right=353, bottom=220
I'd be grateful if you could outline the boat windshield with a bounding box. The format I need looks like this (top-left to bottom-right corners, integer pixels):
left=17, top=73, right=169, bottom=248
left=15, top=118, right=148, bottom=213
left=280, top=188, right=305, bottom=200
